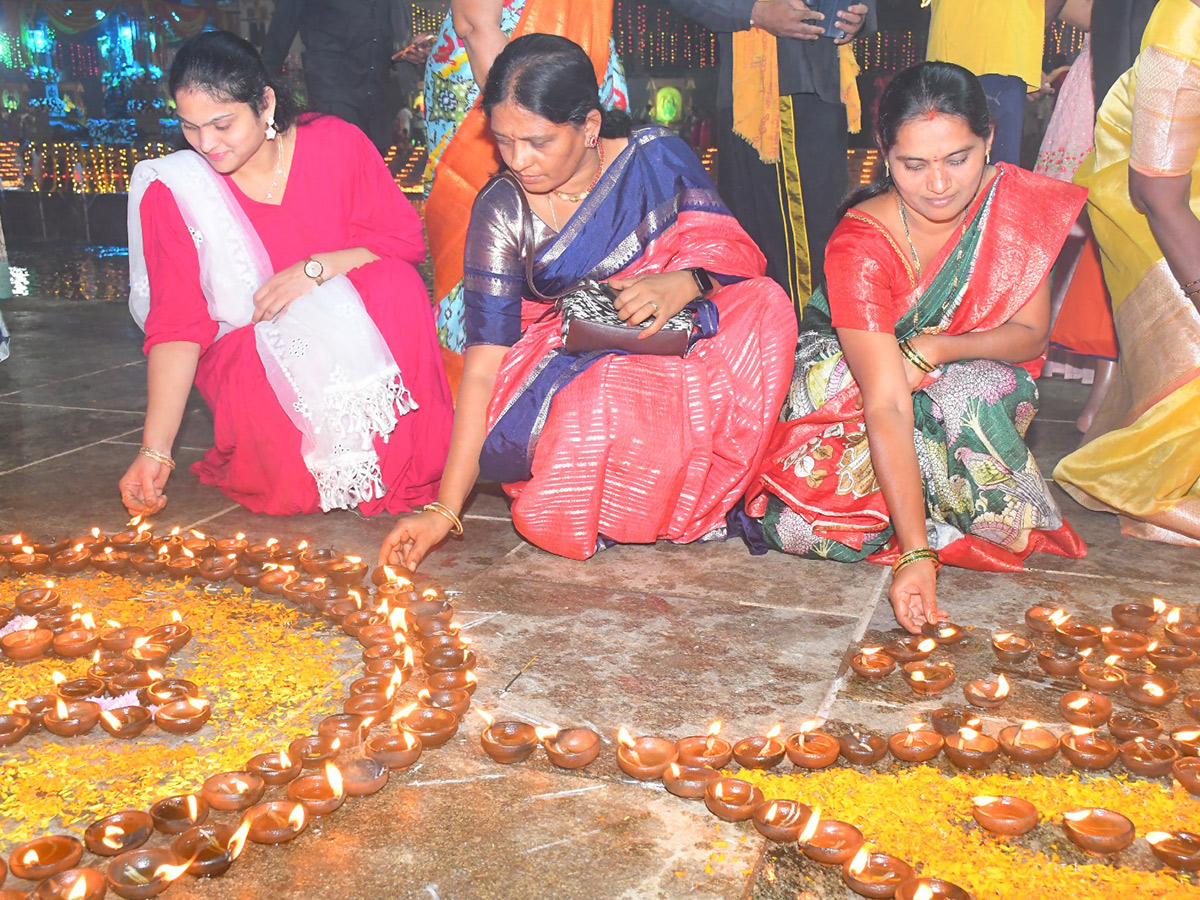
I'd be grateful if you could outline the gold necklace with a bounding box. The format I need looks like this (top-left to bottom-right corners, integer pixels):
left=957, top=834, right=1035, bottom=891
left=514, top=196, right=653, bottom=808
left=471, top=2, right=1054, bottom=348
left=552, top=142, right=604, bottom=203
left=547, top=194, right=560, bottom=231
left=896, top=192, right=969, bottom=330
left=264, top=132, right=286, bottom=202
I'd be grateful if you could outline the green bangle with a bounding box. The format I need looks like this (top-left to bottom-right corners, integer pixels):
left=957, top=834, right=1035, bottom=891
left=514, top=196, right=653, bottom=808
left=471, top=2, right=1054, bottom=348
left=898, top=339, right=936, bottom=374
left=892, top=547, right=941, bottom=575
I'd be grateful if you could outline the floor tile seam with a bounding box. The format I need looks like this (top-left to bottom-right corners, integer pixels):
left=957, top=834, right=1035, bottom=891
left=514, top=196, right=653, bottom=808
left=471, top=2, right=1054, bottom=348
left=0, top=359, right=144, bottom=398
left=183, top=505, right=243, bottom=531
left=1012, top=565, right=1180, bottom=586
left=815, top=569, right=890, bottom=723
left=0, top=426, right=142, bottom=476
left=0, top=400, right=145, bottom=415
left=104, top=438, right=208, bottom=452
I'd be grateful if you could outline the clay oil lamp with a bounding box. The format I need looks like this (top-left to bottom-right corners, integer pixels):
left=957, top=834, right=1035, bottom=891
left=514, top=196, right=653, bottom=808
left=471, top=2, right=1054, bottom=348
left=850, top=646, right=896, bottom=681
left=1101, top=627, right=1150, bottom=660
left=423, top=646, right=477, bottom=675
left=109, top=519, right=152, bottom=551
left=888, top=723, right=944, bottom=763
left=838, top=730, right=887, bottom=766
left=406, top=598, right=453, bottom=633
left=286, top=761, right=346, bottom=817
left=344, top=691, right=391, bottom=720
left=842, top=848, right=914, bottom=899
left=242, top=537, right=280, bottom=565
left=328, top=555, right=368, bottom=586
left=477, top=710, right=539, bottom=764
left=149, top=794, right=207, bottom=835
left=363, top=640, right=406, bottom=664
left=921, top=621, right=966, bottom=645
left=0, top=607, right=10, bottom=629
left=930, top=707, right=981, bottom=737
left=996, top=720, right=1057, bottom=765
left=150, top=526, right=185, bottom=558
left=15, top=584, right=60, bottom=615
left=901, top=660, right=955, bottom=696
left=366, top=730, right=424, bottom=770
left=342, top=607, right=388, bottom=640
left=1166, top=608, right=1200, bottom=650
left=34, top=867, right=108, bottom=900
left=100, top=708, right=153, bottom=739
left=299, top=546, right=340, bottom=575
left=963, top=672, right=1010, bottom=709
left=893, top=878, right=970, bottom=900
left=1171, top=728, right=1200, bottom=758
left=154, top=698, right=211, bottom=736
left=100, top=624, right=145, bottom=654
left=802, top=817, right=864, bottom=866
left=9, top=836, right=85, bottom=881
left=1060, top=691, right=1112, bottom=728
left=201, top=772, right=265, bottom=811
left=124, top=639, right=171, bottom=670
left=56, top=672, right=105, bottom=701
left=180, top=529, right=214, bottom=559
left=1125, top=672, right=1178, bottom=708
left=1109, top=713, right=1162, bottom=742
left=943, top=727, right=1000, bottom=771
left=10, top=545, right=51, bottom=575
left=1146, top=831, right=1200, bottom=872
left=283, top=577, right=327, bottom=608
left=339, top=757, right=389, bottom=797
left=991, top=632, right=1032, bottom=664
left=197, top=553, right=238, bottom=583
left=90, top=546, right=129, bottom=575
left=732, top=722, right=786, bottom=770
left=427, top=669, right=477, bottom=695
left=43, top=698, right=100, bottom=737
left=19, top=694, right=58, bottom=725
left=52, top=615, right=100, bottom=659
left=883, top=636, right=937, bottom=665
left=214, top=532, right=248, bottom=558
left=1062, top=808, right=1134, bottom=856
left=1147, top=641, right=1196, bottom=673
left=539, top=726, right=602, bottom=770
left=319, top=712, right=370, bottom=748
left=1078, top=655, right=1126, bottom=693
left=616, top=726, right=678, bottom=780
left=1026, top=606, right=1070, bottom=635
left=703, top=777, right=764, bottom=822
left=1174, top=758, right=1200, bottom=795
left=1, top=624, right=53, bottom=661
left=1119, top=737, right=1177, bottom=777
left=108, top=671, right=155, bottom=698
left=1055, top=620, right=1102, bottom=650
left=247, top=749, right=303, bottom=786
left=396, top=701, right=459, bottom=749
left=753, top=800, right=816, bottom=843
left=144, top=678, right=199, bottom=706
left=1186, top=692, right=1200, bottom=723
left=1112, top=598, right=1166, bottom=632
left=662, top=761, right=720, bottom=799
left=84, top=811, right=154, bottom=856
left=245, top=801, right=307, bottom=845
left=105, top=848, right=190, bottom=899
left=1038, top=646, right=1084, bottom=677
left=366, top=652, right=413, bottom=681
left=288, top=734, right=340, bottom=769
left=677, top=720, right=733, bottom=769
left=171, top=821, right=249, bottom=878
left=129, top=547, right=168, bottom=577
left=417, top=687, right=470, bottom=719
left=0, top=532, right=23, bottom=556
left=52, top=543, right=92, bottom=574
left=0, top=713, right=31, bottom=747
left=784, top=720, right=841, bottom=769
left=233, top=561, right=264, bottom=589
left=29, top=534, right=68, bottom=556
left=1060, top=726, right=1119, bottom=770
left=256, top=564, right=297, bottom=596
left=971, top=795, right=1038, bottom=837
left=271, top=538, right=307, bottom=567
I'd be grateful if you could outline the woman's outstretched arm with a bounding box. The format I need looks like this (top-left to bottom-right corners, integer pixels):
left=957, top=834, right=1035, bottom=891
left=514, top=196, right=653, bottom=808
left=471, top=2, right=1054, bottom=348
left=451, top=0, right=508, bottom=87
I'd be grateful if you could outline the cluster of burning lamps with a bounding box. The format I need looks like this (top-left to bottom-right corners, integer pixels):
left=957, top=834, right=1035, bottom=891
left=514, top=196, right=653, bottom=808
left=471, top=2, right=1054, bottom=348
left=4, top=527, right=1200, bottom=897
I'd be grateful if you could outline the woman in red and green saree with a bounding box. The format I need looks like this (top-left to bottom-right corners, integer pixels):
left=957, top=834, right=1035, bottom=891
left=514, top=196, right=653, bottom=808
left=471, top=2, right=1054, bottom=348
left=743, top=63, right=1088, bottom=633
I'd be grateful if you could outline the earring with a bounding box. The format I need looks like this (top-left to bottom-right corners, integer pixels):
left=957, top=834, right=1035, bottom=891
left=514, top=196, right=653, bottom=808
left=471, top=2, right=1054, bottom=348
left=265, top=116, right=277, bottom=141
left=986, top=150, right=991, bottom=165
left=884, top=160, right=890, bottom=179
left=587, top=135, right=598, bottom=148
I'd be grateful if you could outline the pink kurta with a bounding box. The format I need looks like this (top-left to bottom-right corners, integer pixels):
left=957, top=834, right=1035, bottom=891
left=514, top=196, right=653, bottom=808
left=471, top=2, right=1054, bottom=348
left=141, top=115, right=452, bottom=515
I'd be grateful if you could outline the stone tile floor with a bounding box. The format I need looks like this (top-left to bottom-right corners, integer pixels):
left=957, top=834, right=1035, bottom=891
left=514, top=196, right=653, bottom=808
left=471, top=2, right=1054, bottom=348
left=1, top=290, right=1197, bottom=899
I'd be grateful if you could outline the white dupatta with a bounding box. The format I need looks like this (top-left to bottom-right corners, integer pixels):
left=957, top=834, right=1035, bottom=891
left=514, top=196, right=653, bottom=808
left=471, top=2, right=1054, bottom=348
left=127, top=150, right=417, bottom=511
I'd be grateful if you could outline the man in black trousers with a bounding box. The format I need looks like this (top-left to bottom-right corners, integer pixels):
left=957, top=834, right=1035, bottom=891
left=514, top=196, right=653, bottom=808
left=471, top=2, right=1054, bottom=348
left=669, top=0, right=873, bottom=316
left=261, top=0, right=418, bottom=154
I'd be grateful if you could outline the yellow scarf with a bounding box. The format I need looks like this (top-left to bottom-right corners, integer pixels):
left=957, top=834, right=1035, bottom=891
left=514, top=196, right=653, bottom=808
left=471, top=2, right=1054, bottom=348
left=732, top=27, right=781, bottom=164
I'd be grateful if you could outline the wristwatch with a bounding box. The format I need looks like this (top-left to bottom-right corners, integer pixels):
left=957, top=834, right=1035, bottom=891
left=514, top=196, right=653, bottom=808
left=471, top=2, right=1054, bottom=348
left=688, top=267, right=715, bottom=297
left=303, top=256, right=326, bottom=286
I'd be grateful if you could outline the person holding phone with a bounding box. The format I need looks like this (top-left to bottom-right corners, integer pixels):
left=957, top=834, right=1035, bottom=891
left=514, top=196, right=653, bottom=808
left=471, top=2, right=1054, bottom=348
left=668, top=0, right=874, bottom=316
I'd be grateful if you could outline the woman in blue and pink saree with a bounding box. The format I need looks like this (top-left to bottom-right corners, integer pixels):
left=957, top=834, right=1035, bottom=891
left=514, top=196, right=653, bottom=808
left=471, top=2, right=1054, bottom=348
left=380, top=35, right=795, bottom=569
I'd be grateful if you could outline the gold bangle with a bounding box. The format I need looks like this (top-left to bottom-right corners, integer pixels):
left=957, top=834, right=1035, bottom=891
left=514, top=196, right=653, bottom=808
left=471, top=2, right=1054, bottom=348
left=1181, top=276, right=1200, bottom=291
left=892, top=547, right=941, bottom=575
left=138, top=446, right=176, bottom=470
left=422, top=502, right=464, bottom=537
left=1186, top=284, right=1200, bottom=298
left=898, top=339, right=935, bottom=374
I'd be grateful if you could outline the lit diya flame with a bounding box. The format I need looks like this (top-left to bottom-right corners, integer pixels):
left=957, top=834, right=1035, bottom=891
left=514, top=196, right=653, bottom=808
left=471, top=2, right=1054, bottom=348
left=157, top=545, right=170, bottom=559
left=72, top=542, right=85, bottom=553
left=1152, top=598, right=1168, bottom=614
left=1175, top=730, right=1200, bottom=741
left=848, top=847, right=869, bottom=876
left=972, top=796, right=999, bottom=807
left=1145, top=682, right=1166, bottom=699
left=465, top=670, right=478, bottom=688
left=297, top=539, right=308, bottom=551
left=67, top=876, right=89, bottom=900
left=133, top=636, right=150, bottom=650
left=1068, top=725, right=1095, bottom=740
left=52, top=670, right=67, bottom=685
left=288, top=803, right=306, bottom=830
left=1101, top=625, right=1114, bottom=635
left=151, top=856, right=192, bottom=884
left=54, top=698, right=70, bottom=719
left=421, top=588, right=438, bottom=599
left=994, top=632, right=1013, bottom=642
left=350, top=589, right=363, bottom=610
left=21, top=545, right=34, bottom=555
left=616, top=726, right=636, bottom=749
left=228, top=819, right=251, bottom=860
left=146, top=668, right=165, bottom=681
left=1049, top=609, right=1071, bottom=627
left=765, top=723, right=783, bottom=740
left=79, top=613, right=96, bottom=630
left=169, top=526, right=182, bottom=537
left=1079, top=647, right=1094, bottom=659
left=235, top=532, right=246, bottom=541
left=958, top=727, right=980, bottom=742
left=171, top=611, right=183, bottom=624
left=189, top=529, right=206, bottom=540
left=1169, top=608, right=1182, bottom=626
left=92, top=650, right=101, bottom=664
left=798, top=805, right=821, bottom=843
left=713, top=781, right=724, bottom=801
left=910, top=670, right=927, bottom=683
left=403, top=646, right=416, bottom=669
left=1146, top=832, right=1172, bottom=847
left=475, top=709, right=495, bottom=728
left=22, top=848, right=40, bottom=865
left=279, top=749, right=292, bottom=769
left=904, top=722, right=926, bottom=746
left=231, top=777, right=250, bottom=793
left=535, top=725, right=559, bottom=742
left=1148, top=640, right=1159, bottom=652
left=101, top=824, right=127, bottom=849
left=705, top=720, right=722, bottom=753
left=8, top=534, right=21, bottom=547
left=329, top=737, right=342, bottom=753
left=914, top=884, right=935, bottom=900
left=346, top=555, right=362, bottom=565
left=1068, top=697, right=1090, bottom=711
left=136, top=520, right=151, bottom=536
left=100, top=711, right=122, bottom=731
left=325, top=761, right=344, bottom=799
left=392, top=702, right=419, bottom=727
left=994, top=673, right=1011, bottom=698
left=763, top=800, right=780, bottom=824
left=187, top=795, right=200, bottom=821
left=1104, top=654, right=1121, bottom=667
left=186, top=698, right=210, bottom=712
left=389, top=608, right=405, bottom=632
left=90, top=527, right=101, bottom=540
left=1063, top=809, right=1093, bottom=823
left=387, top=670, right=402, bottom=698
left=917, top=638, right=937, bottom=653
left=266, top=537, right=279, bottom=548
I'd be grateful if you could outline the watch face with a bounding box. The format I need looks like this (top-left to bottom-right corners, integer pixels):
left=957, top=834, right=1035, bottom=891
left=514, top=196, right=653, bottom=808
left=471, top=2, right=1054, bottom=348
left=692, top=268, right=714, bottom=294
left=304, top=259, right=323, bottom=279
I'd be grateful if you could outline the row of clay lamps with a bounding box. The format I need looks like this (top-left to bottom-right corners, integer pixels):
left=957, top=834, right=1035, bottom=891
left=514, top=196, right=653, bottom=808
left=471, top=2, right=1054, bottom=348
left=0, top=537, right=480, bottom=900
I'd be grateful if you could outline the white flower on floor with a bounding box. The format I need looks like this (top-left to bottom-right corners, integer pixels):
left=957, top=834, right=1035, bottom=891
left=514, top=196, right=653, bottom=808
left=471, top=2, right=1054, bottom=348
left=0, top=615, right=38, bottom=640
